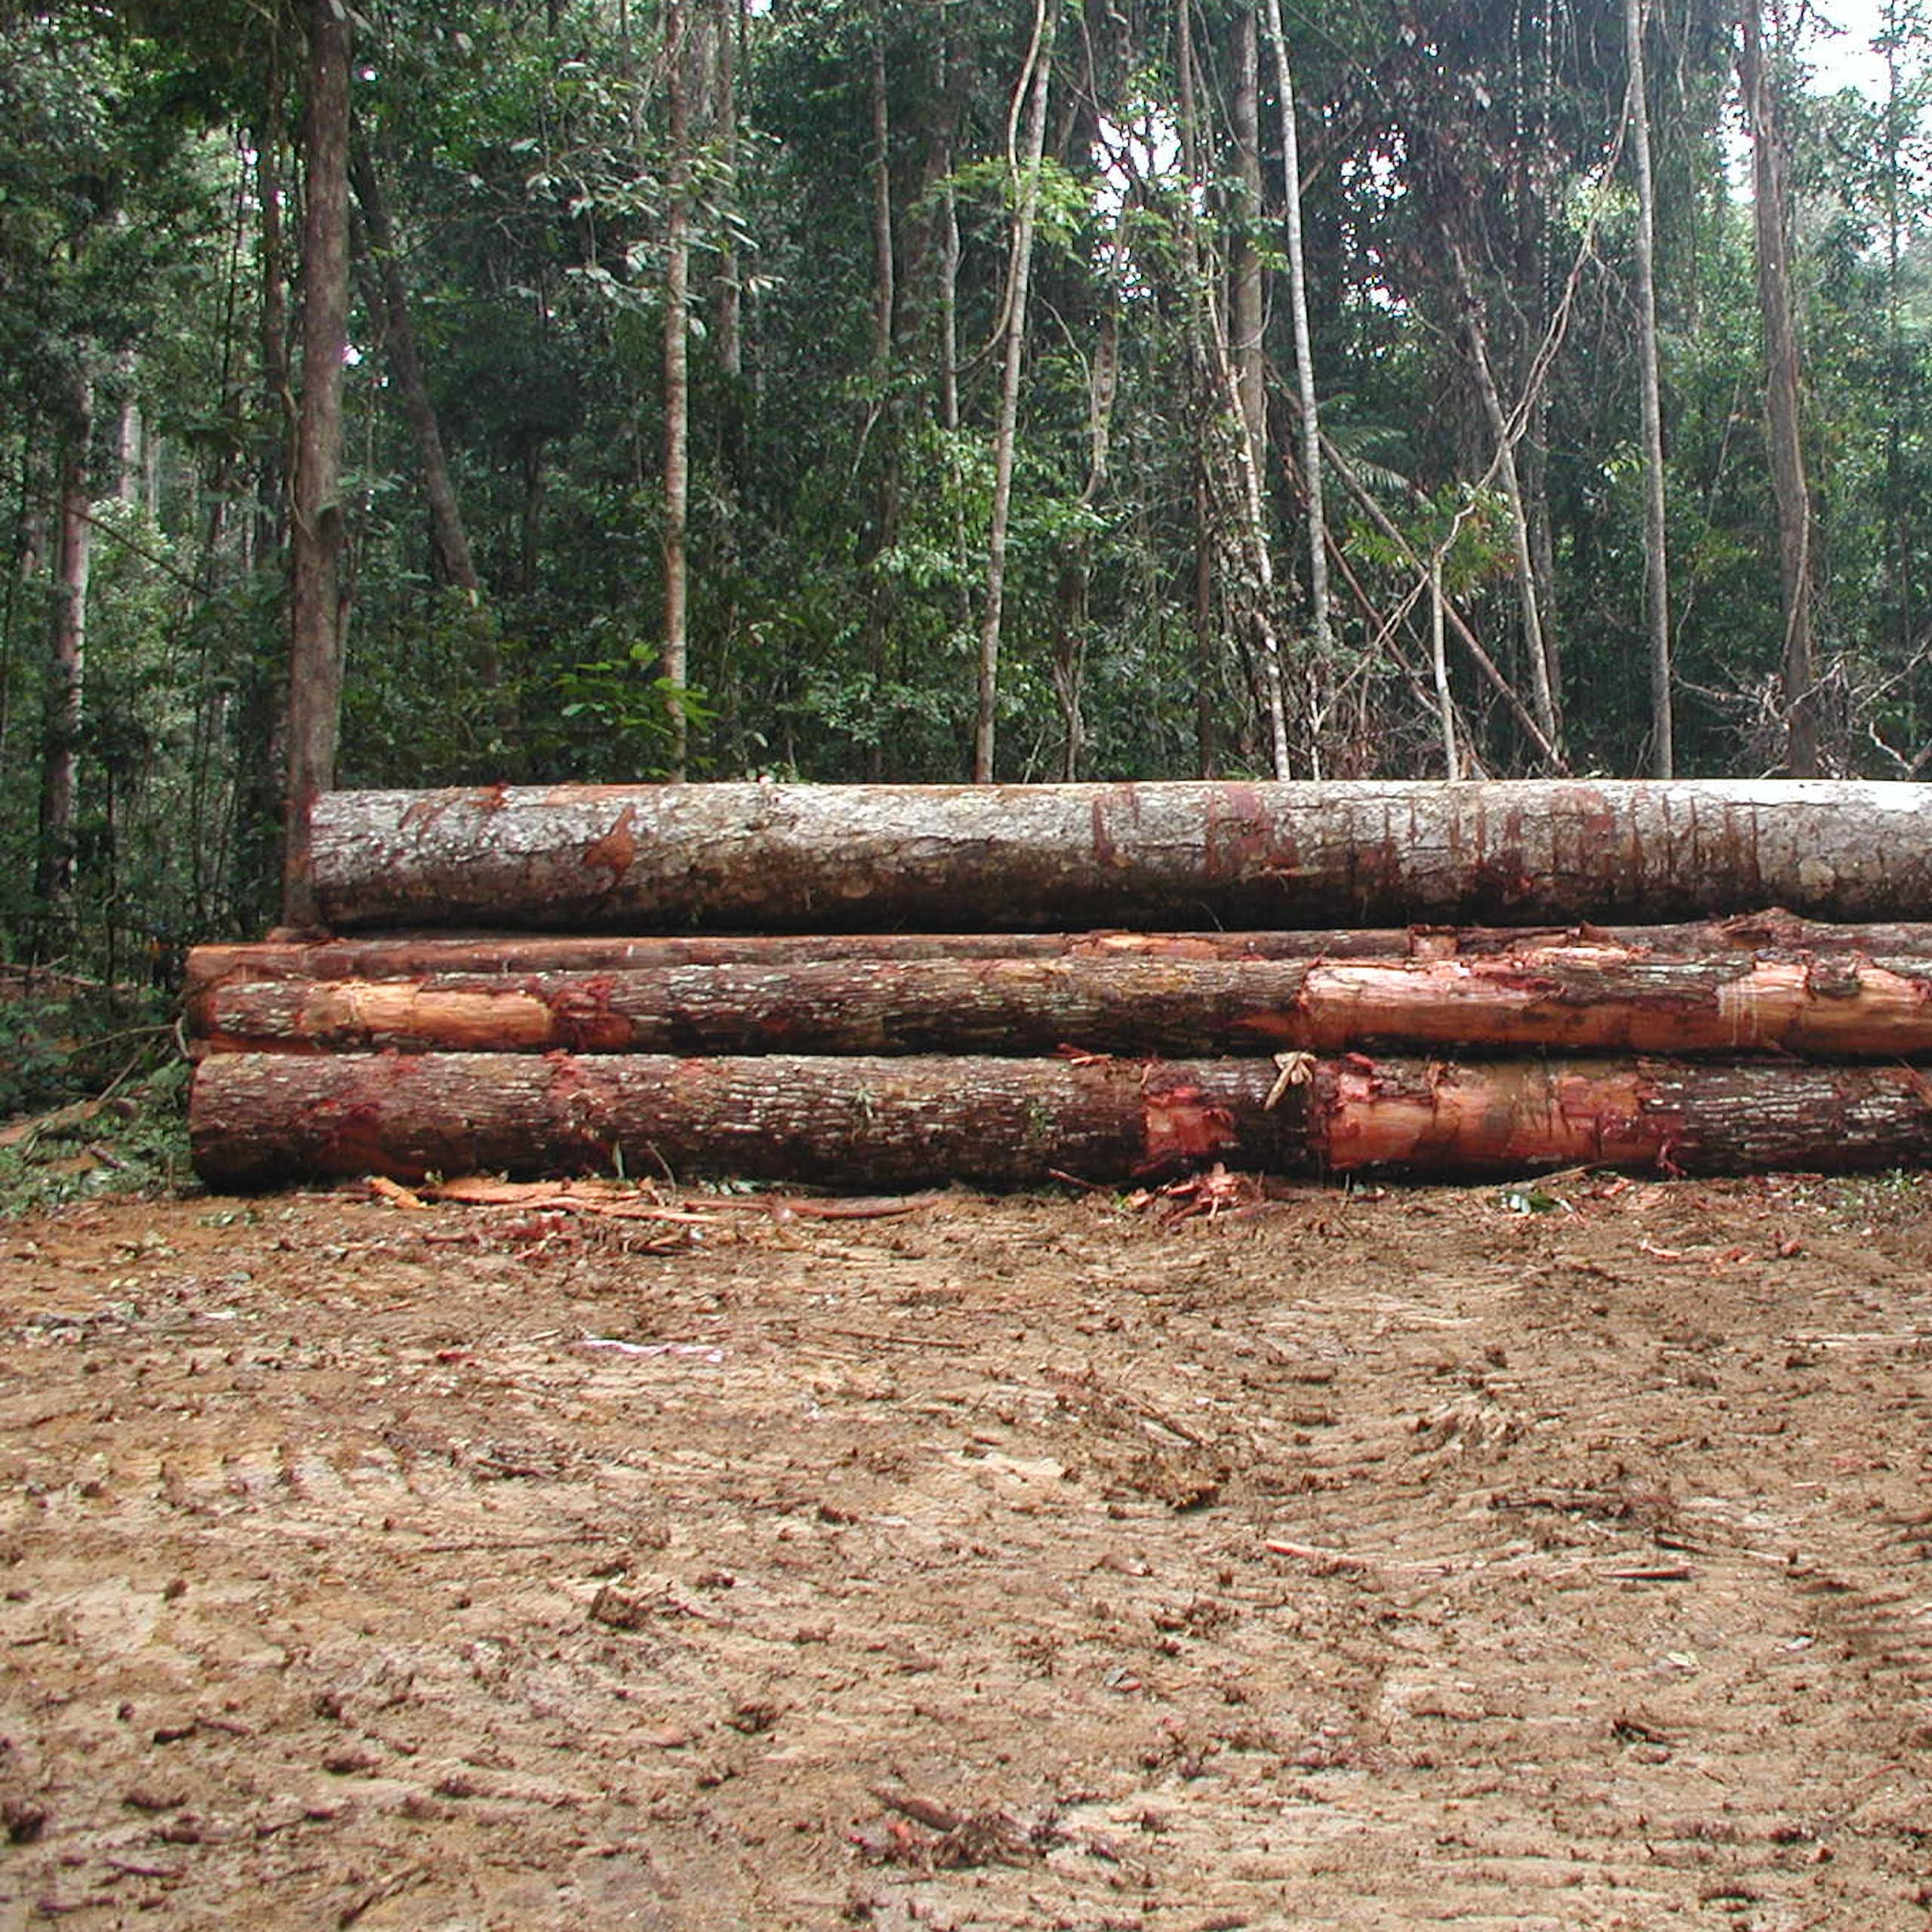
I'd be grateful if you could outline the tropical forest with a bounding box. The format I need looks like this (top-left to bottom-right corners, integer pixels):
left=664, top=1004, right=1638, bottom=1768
left=2, top=0, right=1927, bottom=992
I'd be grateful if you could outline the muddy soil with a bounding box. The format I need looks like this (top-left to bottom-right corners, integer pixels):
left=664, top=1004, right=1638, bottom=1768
left=2, top=1171, right=1930, bottom=1930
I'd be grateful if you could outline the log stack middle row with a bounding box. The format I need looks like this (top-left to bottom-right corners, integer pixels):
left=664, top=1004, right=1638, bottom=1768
left=186, top=778, right=1932, bottom=1188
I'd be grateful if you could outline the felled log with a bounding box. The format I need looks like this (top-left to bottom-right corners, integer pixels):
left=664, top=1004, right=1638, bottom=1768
left=180, top=924, right=1452, bottom=1001
left=189, top=1048, right=1932, bottom=1188
left=310, top=780, right=1932, bottom=931
left=189, top=943, right=1932, bottom=1060
left=180, top=908, right=1932, bottom=998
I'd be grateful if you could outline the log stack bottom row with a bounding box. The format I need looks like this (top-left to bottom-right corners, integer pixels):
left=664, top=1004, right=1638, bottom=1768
left=188, top=780, right=1932, bottom=1188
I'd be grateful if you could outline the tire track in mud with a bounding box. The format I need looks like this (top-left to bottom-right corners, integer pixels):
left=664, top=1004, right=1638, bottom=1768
left=1, top=1187, right=1930, bottom=1928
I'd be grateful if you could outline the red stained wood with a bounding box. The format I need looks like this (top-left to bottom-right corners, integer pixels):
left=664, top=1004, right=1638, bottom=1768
left=190, top=943, right=1932, bottom=1061
left=190, top=1049, right=1932, bottom=1189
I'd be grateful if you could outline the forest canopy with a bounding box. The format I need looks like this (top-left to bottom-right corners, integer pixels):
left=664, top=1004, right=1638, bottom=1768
left=2, top=0, right=1927, bottom=970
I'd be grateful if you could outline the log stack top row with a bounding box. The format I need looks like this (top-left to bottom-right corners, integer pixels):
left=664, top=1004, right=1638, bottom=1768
left=187, top=780, right=1932, bottom=1189
left=309, top=778, right=1932, bottom=931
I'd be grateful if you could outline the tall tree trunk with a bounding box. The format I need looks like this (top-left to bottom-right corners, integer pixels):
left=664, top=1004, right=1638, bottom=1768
left=1, top=441, right=42, bottom=778
left=661, top=0, right=693, bottom=780
left=35, top=375, right=92, bottom=911
left=1226, top=3, right=1293, bottom=769
left=238, top=50, right=292, bottom=931
left=867, top=12, right=895, bottom=380
left=282, top=0, right=353, bottom=930
left=707, top=0, right=744, bottom=743
left=972, top=0, right=1059, bottom=783
left=1739, top=0, right=1818, bottom=776
left=1262, top=0, right=1334, bottom=761
left=1882, top=11, right=1910, bottom=681
left=1626, top=0, right=1674, bottom=777
left=111, top=348, right=140, bottom=507
left=862, top=6, right=898, bottom=778
left=257, top=46, right=291, bottom=562
left=1178, top=5, right=1217, bottom=780
left=1229, top=6, right=1266, bottom=472
left=1521, top=0, right=1561, bottom=722
left=1177, top=0, right=1289, bottom=777
left=1429, top=550, right=1459, bottom=777
left=348, top=140, right=481, bottom=603
left=712, top=0, right=742, bottom=386
left=937, top=150, right=961, bottom=439
left=936, top=88, right=973, bottom=689
left=1194, top=467, right=1217, bottom=777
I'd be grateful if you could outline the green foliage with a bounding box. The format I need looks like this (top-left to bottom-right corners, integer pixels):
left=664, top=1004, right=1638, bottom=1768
left=7, top=0, right=1932, bottom=979
left=555, top=642, right=718, bottom=776
left=0, top=1061, right=192, bottom=1217
left=0, top=980, right=188, bottom=1216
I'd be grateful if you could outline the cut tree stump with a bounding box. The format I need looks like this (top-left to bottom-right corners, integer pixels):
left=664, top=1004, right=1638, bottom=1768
left=309, top=780, right=1932, bottom=931
left=189, top=1048, right=1932, bottom=1188
left=189, top=943, right=1932, bottom=1060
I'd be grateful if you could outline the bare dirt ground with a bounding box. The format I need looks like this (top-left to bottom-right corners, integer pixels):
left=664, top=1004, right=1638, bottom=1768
left=2, top=1170, right=1931, bottom=1931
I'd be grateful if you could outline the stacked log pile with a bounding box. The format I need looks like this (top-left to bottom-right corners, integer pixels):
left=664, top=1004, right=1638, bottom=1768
left=187, top=780, right=1932, bottom=1189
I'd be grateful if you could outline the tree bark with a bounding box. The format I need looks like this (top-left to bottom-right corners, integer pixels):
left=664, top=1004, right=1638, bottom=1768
left=35, top=374, right=92, bottom=909
left=1229, top=5, right=1266, bottom=474
left=867, top=8, right=895, bottom=380
left=973, top=0, right=1059, bottom=783
left=1193, top=469, right=1218, bottom=776
left=1626, top=0, right=1673, bottom=777
left=1262, top=0, right=1334, bottom=736
left=661, top=0, right=693, bottom=779
left=283, top=0, right=353, bottom=929
left=712, top=0, right=742, bottom=386
left=192, top=943, right=1932, bottom=1063
left=186, top=908, right=1932, bottom=998
left=1739, top=0, right=1817, bottom=776
left=190, top=1048, right=1932, bottom=1189
left=1429, top=551, right=1459, bottom=777
left=860, top=2, right=899, bottom=778
left=309, top=779, right=1932, bottom=932
left=110, top=348, right=140, bottom=507
left=257, top=60, right=291, bottom=561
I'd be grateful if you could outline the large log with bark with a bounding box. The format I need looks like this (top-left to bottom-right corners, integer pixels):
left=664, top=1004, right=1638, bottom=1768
left=190, top=1048, right=1932, bottom=1189
left=310, top=780, right=1932, bottom=932
left=190, top=943, right=1932, bottom=1060
left=182, top=908, right=1932, bottom=998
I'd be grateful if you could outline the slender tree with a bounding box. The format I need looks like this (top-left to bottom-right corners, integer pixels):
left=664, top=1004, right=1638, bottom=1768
left=662, top=0, right=694, bottom=779
left=1739, top=0, right=1818, bottom=775
left=1176, top=0, right=1290, bottom=777
left=1626, top=0, right=1673, bottom=776
left=1262, top=0, right=1333, bottom=763
left=1229, top=5, right=1266, bottom=475
left=34, top=374, right=91, bottom=911
left=349, top=139, right=481, bottom=603
left=282, top=0, right=352, bottom=928
left=973, top=0, right=1059, bottom=783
